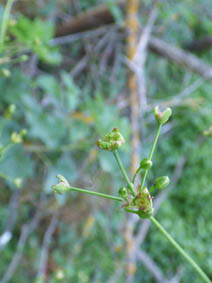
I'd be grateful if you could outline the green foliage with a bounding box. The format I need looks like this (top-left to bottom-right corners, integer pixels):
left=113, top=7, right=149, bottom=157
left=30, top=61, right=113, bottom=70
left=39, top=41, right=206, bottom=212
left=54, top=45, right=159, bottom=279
left=9, top=16, right=61, bottom=64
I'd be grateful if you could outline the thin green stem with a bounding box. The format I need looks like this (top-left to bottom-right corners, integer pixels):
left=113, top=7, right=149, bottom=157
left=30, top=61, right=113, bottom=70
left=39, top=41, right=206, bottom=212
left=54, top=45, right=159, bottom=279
left=132, top=166, right=141, bottom=184
left=139, top=124, right=162, bottom=192
left=0, top=0, right=15, bottom=51
left=113, top=150, right=135, bottom=196
left=150, top=216, right=211, bottom=283
left=67, top=186, right=123, bottom=202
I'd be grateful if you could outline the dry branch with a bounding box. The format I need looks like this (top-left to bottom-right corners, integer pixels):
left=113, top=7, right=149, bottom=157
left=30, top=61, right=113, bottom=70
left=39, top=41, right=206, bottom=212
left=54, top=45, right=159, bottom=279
left=149, top=37, right=212, bottom=79
left=55, top=0, right=125, bottom=37
left=185, top=36, right=212, bottom=52
left=55, top=2, right=212, bottom=80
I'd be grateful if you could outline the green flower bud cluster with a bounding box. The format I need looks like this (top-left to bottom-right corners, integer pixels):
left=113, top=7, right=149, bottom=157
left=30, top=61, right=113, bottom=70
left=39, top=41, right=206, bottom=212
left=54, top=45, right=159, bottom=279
left=97, top=128, right=125, bottom=151
left=203, top=126, right=212, bottom=137
left=10, top=129, right=27, bottom=144
left=154, top=106, right=172, bottom=125
left=126, top=187, right=154, bottom=219
left=52, top=175, right=70, bottom=195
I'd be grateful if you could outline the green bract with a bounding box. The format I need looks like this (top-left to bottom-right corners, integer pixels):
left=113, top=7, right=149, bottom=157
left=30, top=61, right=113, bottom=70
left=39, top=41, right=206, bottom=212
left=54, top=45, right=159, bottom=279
left=97, top=128, right=125, bottom=151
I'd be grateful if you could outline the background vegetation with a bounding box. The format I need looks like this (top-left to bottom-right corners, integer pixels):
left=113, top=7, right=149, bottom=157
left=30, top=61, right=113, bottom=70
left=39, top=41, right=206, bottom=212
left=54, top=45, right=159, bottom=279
left=0, top=0, right=212, bottom=282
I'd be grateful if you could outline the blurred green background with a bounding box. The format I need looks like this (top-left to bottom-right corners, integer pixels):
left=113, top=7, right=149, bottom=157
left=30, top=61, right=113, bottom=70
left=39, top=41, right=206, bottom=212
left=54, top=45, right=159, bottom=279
left=0, top=0, right=212, bottom=282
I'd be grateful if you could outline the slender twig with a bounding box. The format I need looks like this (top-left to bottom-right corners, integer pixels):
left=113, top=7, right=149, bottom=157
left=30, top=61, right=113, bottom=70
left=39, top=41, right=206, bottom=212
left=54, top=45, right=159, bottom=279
left=0, top=0, right=15, bottom=51
left=64, top=185, right=123, bottom=202
left=113, top=150, right=135, bottom=196
left=37, top=211, right=59, bottom=282
left=150, top=216, right=211, bottom=283
left=139, top=124, right=162, bottom=191
left=1, top=211, right=42, bottom=283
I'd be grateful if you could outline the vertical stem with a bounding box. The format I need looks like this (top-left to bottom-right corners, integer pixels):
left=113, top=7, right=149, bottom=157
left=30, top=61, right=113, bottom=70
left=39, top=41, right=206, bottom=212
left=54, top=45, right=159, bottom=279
left=150, top=216, right=211, bottom=283
left=139, top=124, right=162, bottom=191
left=0, top=0, right=15, bottom=51
left=113, top=150, right=135, bottom=196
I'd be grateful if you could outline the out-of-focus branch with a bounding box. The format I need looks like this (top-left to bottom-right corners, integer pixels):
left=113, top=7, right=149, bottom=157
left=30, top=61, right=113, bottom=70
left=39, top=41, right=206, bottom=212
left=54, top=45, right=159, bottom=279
left=55, top=0, right=125, bottom=37
left=36, top=210, right=59, bottom=282
left=55, top=2, right=212, bottom=80
left=185, top=36, right=212, bottom=52
left=0, top=190, right=19, bottom=254
left=149, top=36, right=212, bottom=79
left=125, top=0, right=140, bottom=281
left=1, top=210, right=42, bottom=283
left=136, top=249, right=167, bottom=283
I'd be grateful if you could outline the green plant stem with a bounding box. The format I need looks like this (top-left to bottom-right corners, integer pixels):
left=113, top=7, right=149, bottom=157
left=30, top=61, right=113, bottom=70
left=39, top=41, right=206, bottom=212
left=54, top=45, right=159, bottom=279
left=132, top=166, right=141, bottom=184
left=66, top=186, right=123, bottom=202
left=0, top=0, right=15, bottom=51
left=113, top=150, right=135, bottom=196
left=150, top=216, right=211, bottom=283
left=139, top=124, right=162, bottom=192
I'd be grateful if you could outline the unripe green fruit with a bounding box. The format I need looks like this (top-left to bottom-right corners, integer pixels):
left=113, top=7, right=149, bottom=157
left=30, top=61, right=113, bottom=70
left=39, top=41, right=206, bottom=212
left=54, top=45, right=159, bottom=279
left=118, top=187, right=128, bottom=200
left=140, top=158, right=152, bottom=170
left=154, top=176, right=170, bottom=190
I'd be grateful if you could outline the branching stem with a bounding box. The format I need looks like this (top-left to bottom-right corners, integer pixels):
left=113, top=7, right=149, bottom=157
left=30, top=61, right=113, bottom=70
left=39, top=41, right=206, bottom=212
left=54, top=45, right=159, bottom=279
left=139, top=124, right=162, bottom=192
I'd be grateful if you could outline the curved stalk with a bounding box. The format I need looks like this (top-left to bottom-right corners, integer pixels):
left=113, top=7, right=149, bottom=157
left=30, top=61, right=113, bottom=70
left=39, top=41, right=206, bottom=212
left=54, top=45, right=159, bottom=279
left=113, top=150, right=135, bottom=196
left=150, top=216, right=211, bottom=283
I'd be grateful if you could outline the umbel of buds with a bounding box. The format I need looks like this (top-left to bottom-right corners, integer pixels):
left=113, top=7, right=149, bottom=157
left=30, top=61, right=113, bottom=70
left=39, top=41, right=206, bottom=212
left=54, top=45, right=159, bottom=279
left=154, top=176, right=170, bottom=190
left=97, top=128, right=125, bottom=151
left=154, top=106, right=172, bottom=125
left=52, top=175, right=70, bottom=194
left=11, top=129, right=27, bottom=144
left=126, top=187, right=154, bottom=219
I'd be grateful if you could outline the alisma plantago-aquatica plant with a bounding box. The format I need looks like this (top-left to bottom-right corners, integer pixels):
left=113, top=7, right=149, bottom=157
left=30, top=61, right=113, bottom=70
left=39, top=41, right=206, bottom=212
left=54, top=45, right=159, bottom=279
left=52, top=106, right=211, bottom=283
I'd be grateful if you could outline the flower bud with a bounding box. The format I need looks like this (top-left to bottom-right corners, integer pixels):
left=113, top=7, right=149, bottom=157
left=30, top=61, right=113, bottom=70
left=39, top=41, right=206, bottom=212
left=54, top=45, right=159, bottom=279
left=20, top=55, right=29, bottom=62
left=154, top=106, right=172, bottom=125
left=154, top=176, right=170, bottom=190
left=5, top=104, right=16, bottom=119
left=139, top=158, right=152, bottom=170
left=203, top=126, right=212, bottom=137
left=13, top=178, right=23, bottom=188
left=1, top=68, right=11, bottom=77
left=118, top=187, right=128, bottom=200
left=10, top=129, right=27, bottom=144
left=97, top=128, right=125, bottom=151
left=52, top=175, right=70, bottom=195
left=11, top=132, right=22, bottom=144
